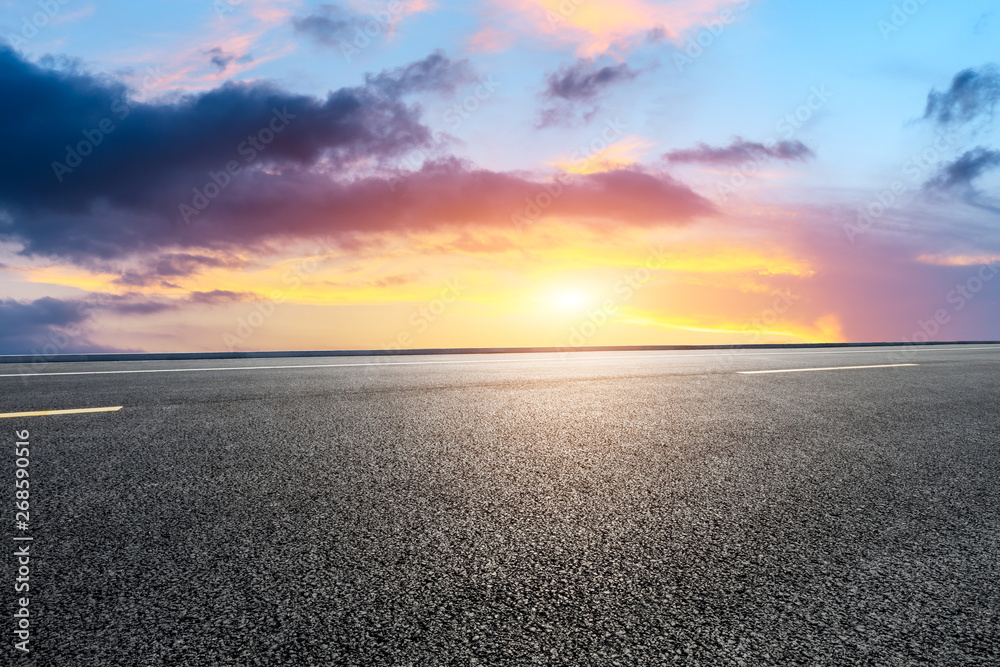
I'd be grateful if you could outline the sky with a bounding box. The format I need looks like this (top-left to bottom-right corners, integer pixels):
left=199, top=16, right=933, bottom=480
left=1, top=0, right=999, bottom=355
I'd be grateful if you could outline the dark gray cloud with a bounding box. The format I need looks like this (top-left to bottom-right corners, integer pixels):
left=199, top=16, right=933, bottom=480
left=364, top=51, right=474, bottom=98
left=94, top=292, right=249, bottom=315
left=0, top=295, right=152, bottom=354
left=0, top=296, right=116, bottom=354
left=0, top=291, right=256, bottom=354
left=187, top=289, right=254, bottom=304
left=206, top=48, right=253, bottom=72
left=292, top=2, right=423, bottom=54
left=924, top=147, right=1000, bottom=216
left=664, top=138, right=815, bottom=165
left=925, top=147, right=1000, bottom=191
left=543, top=59, right=639, bottom=102
left=537, top=58, right=640, bottom=128
left=103, top=291, right=253, bottom=312
left=208, top=47, right=234, bottom=71
left=0, top=46, right=438, bottom=259
left=923, top=64, right=1000, bottom=125
left=291, top=4, right=363, bottom=46
left=0, top=296, right=85, bottom=342
left=103, top=297, right=175, bottom=316
left=113, top=253, right=246, bottom=286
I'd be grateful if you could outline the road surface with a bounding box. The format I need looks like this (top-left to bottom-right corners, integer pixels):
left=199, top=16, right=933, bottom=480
left=2, top=345, right=999, bottom=665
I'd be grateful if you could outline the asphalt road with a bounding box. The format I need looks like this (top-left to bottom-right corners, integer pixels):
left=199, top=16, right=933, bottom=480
left=2, top=345, right=999, bottom=665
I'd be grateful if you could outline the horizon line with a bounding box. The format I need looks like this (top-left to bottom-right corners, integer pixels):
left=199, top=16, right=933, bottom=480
left=2, top=340, right=999, bottom=365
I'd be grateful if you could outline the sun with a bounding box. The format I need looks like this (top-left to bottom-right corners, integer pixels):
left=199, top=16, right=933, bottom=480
left=552, top=290, right=588, bottom=311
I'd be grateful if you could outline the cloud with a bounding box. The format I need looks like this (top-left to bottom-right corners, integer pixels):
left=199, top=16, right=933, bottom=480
left=544, top=58, right=639, bottom=101
left=923, top=64, right=1000, bottom=125
left=113, top=253, right=245, bottom=286
left=0, top=297, right=91, bottom=354
left=537, top=58, right=639, bottom=127
left=924, top=147, right=1000, bottom=216
left=166, top=158, right=714, bottom=247
left=0, top=295, right=155, bottom=354
left=924, top=147, right=1000, bottom=191
left=205, top=47, right=254, bottom=72
left=0, top=47, right=713, bottom=264
left=11, top=157, right=713, bottom=260
left=100, top=291, right=254, bottom=312
left=489, top=0, right=747, bottom=56
left=279, top=158, right=705, bottom=226
left=551, top=135, right=653, bottom=174
left=663, top=138, right=815, bottom=165
left=0, top=46, right=435, bottom=258
left=466, top=25, right=516, bottom=53
left=208, top=49, right=234, bottom=71
left=187, top=289, right=255, bottom=304
left=364, top=50, right=474, bottom=98
left=102, top=297, right=176, bottom=316
left=0, top=290, right=258, bottom=353
left=292, top=1, right=433, bottom=48
left=291, top=4, right=357, bottom=46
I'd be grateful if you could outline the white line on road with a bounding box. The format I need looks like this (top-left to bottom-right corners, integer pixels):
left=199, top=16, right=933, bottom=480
left=2, top=357, right=661, bottom=378
left=739, top=364, right=918, bottom=375
left=0, top=346, right=995, bottom=379
left=0, top=406, right=123, bottom=418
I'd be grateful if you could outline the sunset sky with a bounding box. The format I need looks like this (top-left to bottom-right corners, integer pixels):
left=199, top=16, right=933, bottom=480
left=1, top=0, right=999, bottom=354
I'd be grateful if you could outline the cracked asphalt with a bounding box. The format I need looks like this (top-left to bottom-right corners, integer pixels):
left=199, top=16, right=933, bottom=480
left=2, top=345, right=999, bottom=665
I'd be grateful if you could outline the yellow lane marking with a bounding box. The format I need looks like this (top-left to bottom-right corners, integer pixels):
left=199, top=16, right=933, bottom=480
left=0, top=406, right=123, bottom=419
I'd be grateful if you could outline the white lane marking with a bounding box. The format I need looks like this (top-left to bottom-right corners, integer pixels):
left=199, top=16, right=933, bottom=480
left=3, top=356, right=694, bottom=378
left=0, top=406, right=123, bottom=418
left=0, top=345, right=995, bottom=378
left=739, top=363, right=919, bottom=375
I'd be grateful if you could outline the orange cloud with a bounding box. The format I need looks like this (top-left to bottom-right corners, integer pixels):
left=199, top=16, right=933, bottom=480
left=551, top=135, right=654, bottom=174
left=499, top=0, right=749, bottom=55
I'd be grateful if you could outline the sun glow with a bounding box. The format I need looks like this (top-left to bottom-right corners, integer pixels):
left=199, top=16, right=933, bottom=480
left=551, top=290, right=588, bottom=311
